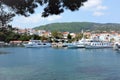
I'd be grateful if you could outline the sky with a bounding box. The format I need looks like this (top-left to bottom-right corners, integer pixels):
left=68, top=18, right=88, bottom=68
left=10, top=0, right=120, bottom=29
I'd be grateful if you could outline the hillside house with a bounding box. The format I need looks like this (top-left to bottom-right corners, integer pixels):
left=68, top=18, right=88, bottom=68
left=62, top=32, right=69, bottom=39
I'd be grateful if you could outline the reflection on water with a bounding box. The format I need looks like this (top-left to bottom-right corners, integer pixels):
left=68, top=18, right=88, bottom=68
left=0, top=47, right=120, bottom=80
left=115, top=50, right=120, bottom=54
left=0, top=51, right=10, bottom=55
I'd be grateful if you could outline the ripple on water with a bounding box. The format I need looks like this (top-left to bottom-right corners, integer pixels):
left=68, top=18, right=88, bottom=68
left=0, top=51, right=10, bottom=55
left=0, top=47, right=120, bottom=80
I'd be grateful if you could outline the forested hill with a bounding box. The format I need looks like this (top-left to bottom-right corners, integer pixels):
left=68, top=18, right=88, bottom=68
left=34, top=22, right=120, bottom=32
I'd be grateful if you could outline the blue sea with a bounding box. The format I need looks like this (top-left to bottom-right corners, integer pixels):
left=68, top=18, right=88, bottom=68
left=0, top=47, right=120, bottom=80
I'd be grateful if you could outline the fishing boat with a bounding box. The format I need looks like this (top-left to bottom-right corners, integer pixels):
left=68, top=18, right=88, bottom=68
left=23, top=40, right=51, bottom=48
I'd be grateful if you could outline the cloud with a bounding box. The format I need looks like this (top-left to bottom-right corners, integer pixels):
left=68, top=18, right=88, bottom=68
left=83, top=0, right=102, bottom=10
left=82, top=0, right=107, bottom=16
left=15, top=14, right=42, bottom=24
left=15, top=14, right=62, bottom=24
left=93, top=11, right=105, bottom=16
left=11, top=13, right=62, bottom=28
left=46, top=15, right=62, bottom=21
left=96, top=5, right=107, bottom=10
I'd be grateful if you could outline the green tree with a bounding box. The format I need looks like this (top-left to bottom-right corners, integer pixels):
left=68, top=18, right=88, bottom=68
left=31, top=34, right=40, bottom=40
left=110, top=38, right=115, bottom=42
left=41, top=36, right=47, bottom=42
left=75, top=33, right=83, bottom=41
left=67, top=34, right=72, bottom=40
left=0, top=32, right=6, bottom=41
left=19, top=34, right=30, bottom=41
left=0, top=27, right=21, bottom=42
left=1, top=0, right=87, bottom=17
left=51, top=31, right=63, bottom=39
left=84, top=34, right=90, bottom=39
left=0, top=3, right=15, bottom=26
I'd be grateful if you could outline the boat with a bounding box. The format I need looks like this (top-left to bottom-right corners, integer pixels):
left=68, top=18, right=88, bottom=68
left=66, top=38, right=89, bottom=49
left=67, top=42, right=80, bottom=49
left=85, top=39, right=113, bottom=49
left=67, top=29, right=89, bottom=49
left=23, top=40, right=51, bottom=48
left=51, top=42, right=63, bottom=48
left=76, top=38, right=90, bottom=48
left=67, top=40, right=87, bottom=49
left=113, top=42, right=120, bottom=50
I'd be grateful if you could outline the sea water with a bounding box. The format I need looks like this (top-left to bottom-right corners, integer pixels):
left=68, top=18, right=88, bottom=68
left=0, top=47, right=120, bottom=80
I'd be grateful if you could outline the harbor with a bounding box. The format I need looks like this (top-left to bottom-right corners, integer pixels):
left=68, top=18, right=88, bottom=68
left=0, top=1, right=120, bottom=80
left=0, top=39, right=119, bottom=50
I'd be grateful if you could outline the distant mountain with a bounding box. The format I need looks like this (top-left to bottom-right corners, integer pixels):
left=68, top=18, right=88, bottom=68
left=34, top=22, right=120, bottom=32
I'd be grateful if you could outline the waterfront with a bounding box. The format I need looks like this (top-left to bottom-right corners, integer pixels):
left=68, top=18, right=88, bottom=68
left=0, top=47, right=120, bottom=80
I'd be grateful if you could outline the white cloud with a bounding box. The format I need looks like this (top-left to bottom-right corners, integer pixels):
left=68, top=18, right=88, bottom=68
left=93, top=11, right=105, bottom=16
left=15, top=14, right=62, bottom=24
left=82, top=0, right=107, bottom=16
left=15, top=14, right=42, bottom=24
left=11, top=13, right=62, bottom=28
left=46, top=15, right=62, bottom=21
left=83, top=0, right=102, bottom=10
left=96, top=5, right=107, bottom=10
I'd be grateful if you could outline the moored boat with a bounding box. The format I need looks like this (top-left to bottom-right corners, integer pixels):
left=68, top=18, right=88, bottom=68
left=23, top=40, right=51, bottom=48
left=113, top=42, right=120, bottom=50
left=67, top=42, right=79, bottom=49
left=67, top=37, right=91, bottom=49
left=85, top=40, right=113, bottom=49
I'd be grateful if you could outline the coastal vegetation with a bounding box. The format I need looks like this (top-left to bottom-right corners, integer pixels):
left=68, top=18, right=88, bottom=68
left=34, top=22, right=120, bottom=32
left=1, top=22, right=120, bottom=43
left=0, top=27, right=40, bottom=42
left=0, top=26, right=83, bottom=43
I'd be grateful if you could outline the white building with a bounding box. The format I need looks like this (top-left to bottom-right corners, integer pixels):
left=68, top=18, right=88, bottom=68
left=37, top=30, right=46, bottom=36
left=91, top=33, right=120, bottom=42
left=62, top=32, right=69, bottom=39
left=91, top=33, right=111, bottom=41
left=70, top=33, right=76, bottom=38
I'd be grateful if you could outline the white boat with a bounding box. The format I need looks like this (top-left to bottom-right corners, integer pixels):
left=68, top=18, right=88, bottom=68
left=67, top=41, right=86, bottom=49
left=113, top=42, right=120, bottom=50
left=85, top=40, right=113, bottom=49
left=66, top=38, right=89, bottom=49
left=67, top=30, right=89, bottom=49
left=23, top=40, right=51, bottom=48
left=77, top=38, right=90, bottom=48
left=67, top=42, right=80, bottom=49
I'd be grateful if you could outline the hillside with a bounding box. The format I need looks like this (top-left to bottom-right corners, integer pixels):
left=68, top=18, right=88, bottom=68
left=34, top=22, right=120, bottom=32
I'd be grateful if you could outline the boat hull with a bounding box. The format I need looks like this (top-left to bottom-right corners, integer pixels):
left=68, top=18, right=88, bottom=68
left=24, top=44, right=51, bottom=48
left=85, top=42, right=113, bottom=49
left=67, top=43, right=85, bottom=49
left=86, top=45, right=112, bottom=49
left=113, top=43, right=120, bottom=50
